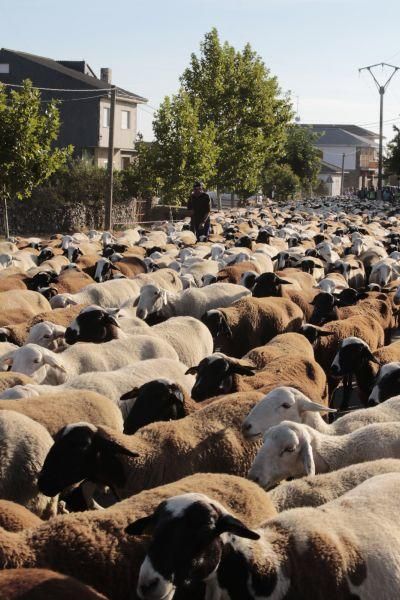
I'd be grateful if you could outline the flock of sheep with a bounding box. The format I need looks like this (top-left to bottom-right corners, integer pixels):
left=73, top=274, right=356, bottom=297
left=1, top=196, right=400, bottom=598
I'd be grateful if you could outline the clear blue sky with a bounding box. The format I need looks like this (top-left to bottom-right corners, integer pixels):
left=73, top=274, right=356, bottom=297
left=2, top=0, right=400, bottom=141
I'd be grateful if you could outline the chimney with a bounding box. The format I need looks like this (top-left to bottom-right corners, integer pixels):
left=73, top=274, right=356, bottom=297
left=100, top=68, right=112, bottom=84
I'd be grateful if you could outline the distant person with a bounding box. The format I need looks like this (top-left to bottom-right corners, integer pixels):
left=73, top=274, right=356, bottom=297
left=187, top=181, right=211, bottom=241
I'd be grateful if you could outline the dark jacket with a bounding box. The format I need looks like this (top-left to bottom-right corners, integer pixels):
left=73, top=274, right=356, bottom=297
left=188, top=191, right=211, bottom=224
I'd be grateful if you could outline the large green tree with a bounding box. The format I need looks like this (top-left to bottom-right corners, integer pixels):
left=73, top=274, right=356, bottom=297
left=180, top=28, right=293, bottom=200
left=151, top=91, right=218, bottom=205
left=284, top=124, right=322, bottom=189
left=385, top=125, right=400, bottom=177
left=0, top=80, right=72, bottom=235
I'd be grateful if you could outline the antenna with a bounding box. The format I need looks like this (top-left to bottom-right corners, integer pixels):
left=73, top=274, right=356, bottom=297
left=295, top=95, right=300, bottom=123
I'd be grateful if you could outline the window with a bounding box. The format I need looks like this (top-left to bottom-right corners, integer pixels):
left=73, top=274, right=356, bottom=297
left=121, top=110, right=130, bottom=129
left=0, top=63, right=10, bottom=74
left=103, top=107, right=110, bottom=128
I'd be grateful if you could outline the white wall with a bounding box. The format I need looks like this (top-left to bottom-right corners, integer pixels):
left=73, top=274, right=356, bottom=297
left=318, top=174, right=342, bottom=196
left=317, top=145, right=356, bottom=170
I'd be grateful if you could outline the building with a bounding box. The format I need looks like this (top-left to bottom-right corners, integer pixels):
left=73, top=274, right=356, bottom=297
left=302, top=124, right=380, bottom=191
left=0, top=48, right=148, bottom=169
left=318, top=160, right=348, bottom=196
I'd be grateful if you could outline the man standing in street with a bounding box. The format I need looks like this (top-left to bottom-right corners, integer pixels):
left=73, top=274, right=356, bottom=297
left=187, top=181, right=211, bottom=241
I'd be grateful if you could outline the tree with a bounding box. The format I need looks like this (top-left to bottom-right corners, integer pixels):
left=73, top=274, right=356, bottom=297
left=119, top=135, right=161, bottom=201
left=0, top=80, right=72, bottom=235
left=180, top=28, right=293, bottom=199
left=284, top=125, right=322, bottom=190
left=151, top=91, right=218, bottom=205
left=385, top=125, right=400, bottom=177
left=262, top=163, right=300, bottom=201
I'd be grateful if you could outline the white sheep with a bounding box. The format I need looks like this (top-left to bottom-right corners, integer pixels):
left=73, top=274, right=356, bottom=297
left=242, top=387, right=400, bottom=438
left=0, top=410, right=58, bottom=518
left=248, top=419, right=400, bottom=490
left=26, top=321, right=67, bottom=352
left=1, top=335, right=179, bottom=385
left=136, top=282, right=251, bottom=320
left=1, top=358, right=195, bottom=404
left=132, top=474, right=400, bottom=599
left=50, top=279, right=142, bottom=309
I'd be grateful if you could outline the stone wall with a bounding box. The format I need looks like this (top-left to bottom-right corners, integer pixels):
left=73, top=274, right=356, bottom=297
left=0, top=199, right=141, bottom=235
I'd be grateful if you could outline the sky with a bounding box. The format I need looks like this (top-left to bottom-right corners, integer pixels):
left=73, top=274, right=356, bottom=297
left=2, top=0, right=400, bottom=142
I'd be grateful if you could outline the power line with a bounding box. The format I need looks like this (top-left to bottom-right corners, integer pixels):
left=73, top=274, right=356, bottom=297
left=39, top=93, right=109, bottom=103
left=0, top=82, right=112, bottom=92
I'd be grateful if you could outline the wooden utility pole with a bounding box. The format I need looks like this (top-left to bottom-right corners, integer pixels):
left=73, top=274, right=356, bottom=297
left=359, top=63, right=399, bottom=197
left=105, top=85, right=116, bottom=230
left=341, top=153, right=345, bottom=195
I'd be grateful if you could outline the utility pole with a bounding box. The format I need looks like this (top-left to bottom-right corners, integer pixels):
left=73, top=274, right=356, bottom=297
left=341, top=153, right=345, bottom=196
left=359, top=63, right=400, bottom=197
left=105, top=85, right=116, bottom=231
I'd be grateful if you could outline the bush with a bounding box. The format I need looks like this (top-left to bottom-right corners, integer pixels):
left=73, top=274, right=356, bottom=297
left=262, top=163, right=301, bottom=200
left=29, top=160, right=136, bottom=210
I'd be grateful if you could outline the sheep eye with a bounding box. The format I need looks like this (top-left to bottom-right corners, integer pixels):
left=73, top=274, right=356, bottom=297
left=285, top=446, right=295, bottom=453
left=43, top=335, right=51, bottom=339
left=282, top=403, right=291, bottom=409
left=33, top=358, right=41, bottom=364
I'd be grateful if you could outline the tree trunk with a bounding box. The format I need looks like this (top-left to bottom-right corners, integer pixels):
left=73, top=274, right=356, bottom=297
left=2, top=193, right=10, bottom=239
left=217, top=185, right=222, bottom=211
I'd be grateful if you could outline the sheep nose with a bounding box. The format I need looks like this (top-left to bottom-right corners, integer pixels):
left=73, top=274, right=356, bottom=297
left=242, top=423, right=252, bottom=435
left=139, top=577, right=160, bottom=596
left=368, top=398, right=379, bottom=407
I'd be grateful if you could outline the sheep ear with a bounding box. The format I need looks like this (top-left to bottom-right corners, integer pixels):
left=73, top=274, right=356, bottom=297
left=52, top=324, right=66, bottom=338
left=1, top=352, right=15, bottom=368
left=185, top=366, right=198, bottom=375
left=230, top=361, right=256, bottom=376
left=214, top=514, right=260, bottom=540
left=301, top=440, right=315, bottom=476
left=133, top=296, right=140, bottom=307
left=364, top=348, right=381, bottom=365
left=42, top=352, right=67, bottom=372
left=276, top=277, right=291, bottom=285
left=105, top=313, right=121, bottom=328
left=94, top=432, right=139, bottom=458
left=297, top=395, right=336, bottom=414
left=318, top=330, right=335, bottom=337
left=125, top=514, right=155, bottom=535
left=160, top=290, right=168, bottom=305
left=120, top=387, right=140, bottom=401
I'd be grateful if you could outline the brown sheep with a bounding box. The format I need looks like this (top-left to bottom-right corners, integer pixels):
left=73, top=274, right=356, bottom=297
left=0, top=568, right=109, bottom=599
left=189, top=354, right=328, bottom=404
left=216, top=261, right=261, bottom=284
left=0, top=290, right=51, bottom=327
left=0, top=500, right=43, bottom=532
left=0, top=391, right=123, bottom=436
left=0, top=474, right=276, bottom=600
left=302, top=315, right=385, bottom=374
left=0, top=372, right=35, bottom=393
left=202, top=296, right=304, bottom=357
left=243, top=332, right=315, bottom=369
left=4, top=305, right=85, bottom=346
left=0, top=273, right=27, bottom=292
left=53, top=267, right=94, bottom=294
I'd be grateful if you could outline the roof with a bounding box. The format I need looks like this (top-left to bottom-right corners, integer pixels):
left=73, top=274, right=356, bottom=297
left=320, top=159, right=348, bottom=174
left=1, top=48, right=148, bottom=103
left=303, top=124, right=379, bottom=139
left=302, top=124, right=379, bottom=148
